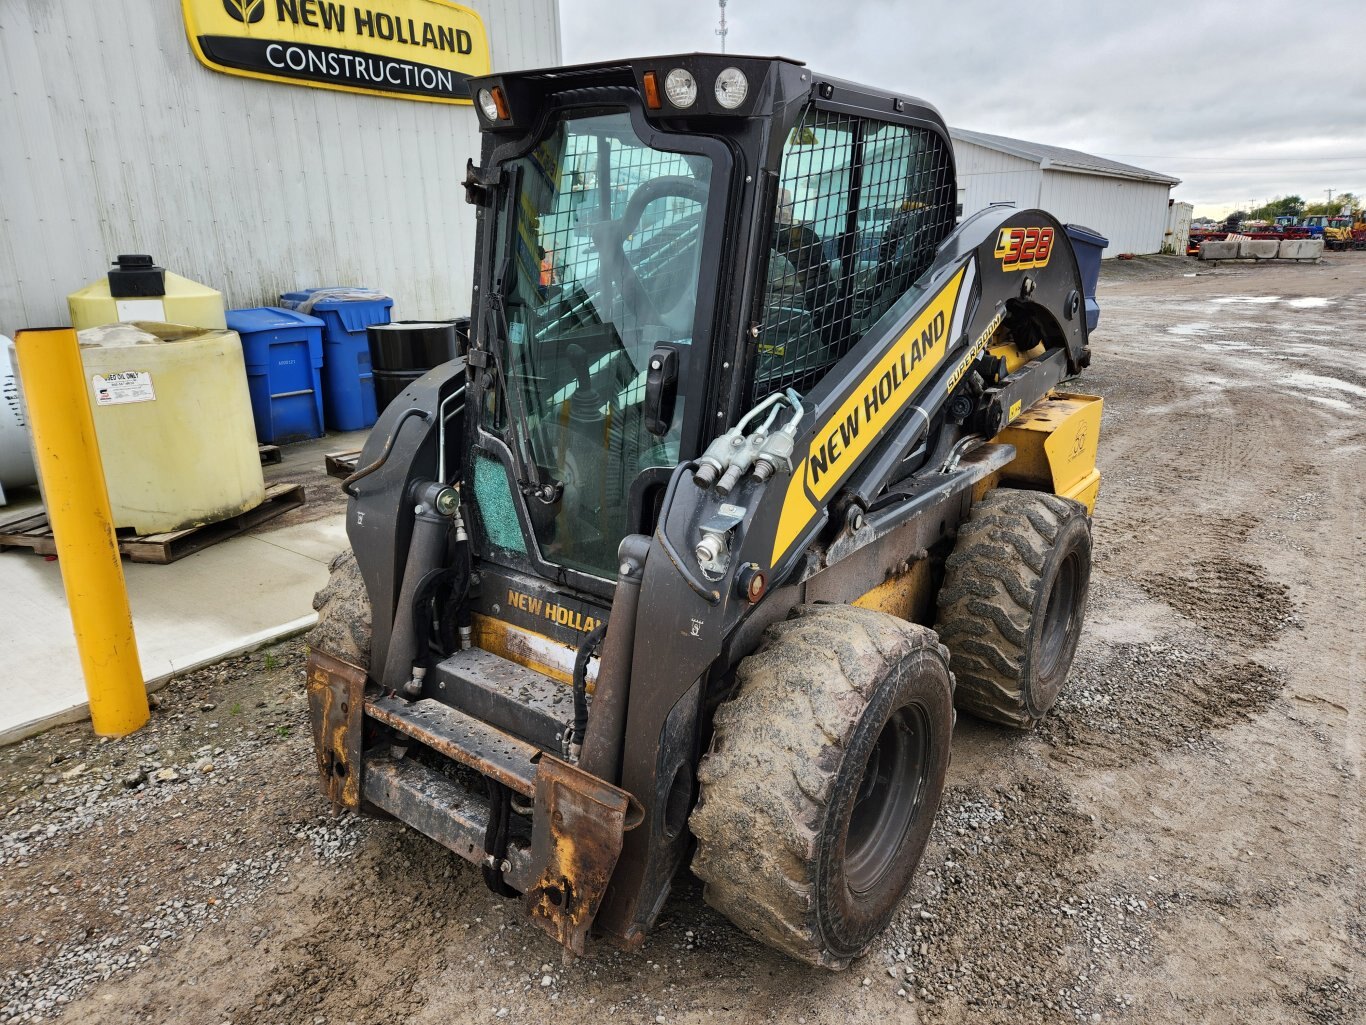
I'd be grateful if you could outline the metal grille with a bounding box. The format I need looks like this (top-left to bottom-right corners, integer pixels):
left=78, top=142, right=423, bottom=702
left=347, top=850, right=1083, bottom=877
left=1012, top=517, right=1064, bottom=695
left=752, top=106, right=956, bottom=397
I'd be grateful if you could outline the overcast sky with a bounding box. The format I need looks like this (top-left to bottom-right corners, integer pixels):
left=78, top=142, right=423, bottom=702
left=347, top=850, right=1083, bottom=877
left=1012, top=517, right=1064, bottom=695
left=559, top=0, right=1365, bottom=217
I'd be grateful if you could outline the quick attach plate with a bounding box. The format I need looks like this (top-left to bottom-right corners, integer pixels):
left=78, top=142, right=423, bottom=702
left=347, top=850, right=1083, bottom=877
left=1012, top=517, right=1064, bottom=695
left=524, top=755, right=641, bottom=955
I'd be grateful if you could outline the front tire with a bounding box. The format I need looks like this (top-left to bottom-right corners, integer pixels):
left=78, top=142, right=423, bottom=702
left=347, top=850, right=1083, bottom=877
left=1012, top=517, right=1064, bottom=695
left=306, top=548, right=371, bottom=669
left=689, top=604, right=954, bottom=969
left=935, top=488, right=1092, bottom=728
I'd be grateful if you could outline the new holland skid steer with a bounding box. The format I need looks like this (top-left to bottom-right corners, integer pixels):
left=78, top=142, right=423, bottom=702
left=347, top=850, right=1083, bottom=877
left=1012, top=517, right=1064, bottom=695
left=306, top=53, right=1104, bottom=968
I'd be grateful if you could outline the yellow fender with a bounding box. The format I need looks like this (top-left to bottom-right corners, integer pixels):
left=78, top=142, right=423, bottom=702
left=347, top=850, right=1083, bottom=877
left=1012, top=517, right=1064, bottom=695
left=987, top=392, right=1103, bottom=513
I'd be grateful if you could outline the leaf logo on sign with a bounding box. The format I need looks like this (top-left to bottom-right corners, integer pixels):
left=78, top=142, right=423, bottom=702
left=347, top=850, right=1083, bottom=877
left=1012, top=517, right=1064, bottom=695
left=222, top=0, right=264, bottom=24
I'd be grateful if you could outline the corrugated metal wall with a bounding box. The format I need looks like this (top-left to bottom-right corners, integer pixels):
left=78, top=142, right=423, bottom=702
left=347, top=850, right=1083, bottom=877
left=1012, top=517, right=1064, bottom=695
left=0, top=0, right=561, bottom=335
left=953, top=139, right=1174, bottom=256
left=1164, top=200, right=1194, bottom=255
left=953, top=141, right=1042, bottom=220
left=1039, top=170, right=1172, bottom=256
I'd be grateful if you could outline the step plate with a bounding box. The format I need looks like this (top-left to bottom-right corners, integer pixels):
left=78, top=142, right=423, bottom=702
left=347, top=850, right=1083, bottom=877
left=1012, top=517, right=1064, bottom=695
left=431, top=647, right=574, bottom=752
left=366, top=694, right=539, bottom=797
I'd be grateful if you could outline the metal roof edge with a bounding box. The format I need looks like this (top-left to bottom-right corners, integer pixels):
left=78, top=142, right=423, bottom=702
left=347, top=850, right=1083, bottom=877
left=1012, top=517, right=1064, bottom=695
left=948, top=127, right=1040, bottom=164
left=1040, top=158, right=1181, bottom=186
left=951, top=126, right=1180, bottom=187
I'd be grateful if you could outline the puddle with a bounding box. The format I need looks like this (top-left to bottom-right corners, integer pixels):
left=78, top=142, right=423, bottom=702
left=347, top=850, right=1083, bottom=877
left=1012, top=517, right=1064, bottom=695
left=1208, top=296, right=1334, bottom=309
left=1282, top=372, right=1366, bottom=400
left=1168, top=322, right=1212, bottom=336
left=1299, top=393, right=1356, bottom=413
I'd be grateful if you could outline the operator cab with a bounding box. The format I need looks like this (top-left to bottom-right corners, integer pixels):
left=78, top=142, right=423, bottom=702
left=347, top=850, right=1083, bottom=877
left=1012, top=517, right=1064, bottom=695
left=461, top=55, right=956, bottom=596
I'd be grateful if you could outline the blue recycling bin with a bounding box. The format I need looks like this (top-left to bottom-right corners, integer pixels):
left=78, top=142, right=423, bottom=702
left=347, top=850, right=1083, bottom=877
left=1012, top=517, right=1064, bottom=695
left=1063, top=224, right=1108, bottom=332
left=225, top=306, right=325, bottom=444
left=280, top=288, right=394, bottom=431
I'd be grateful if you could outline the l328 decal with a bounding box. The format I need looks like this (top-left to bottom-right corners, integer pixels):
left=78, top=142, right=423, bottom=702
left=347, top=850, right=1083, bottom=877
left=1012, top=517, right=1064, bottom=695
left=994, top=226, right=1054, bottom=271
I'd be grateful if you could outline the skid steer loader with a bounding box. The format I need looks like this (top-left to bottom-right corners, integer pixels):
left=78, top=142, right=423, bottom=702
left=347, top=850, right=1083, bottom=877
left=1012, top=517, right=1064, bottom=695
left=306, top=53, right=1104, bottom=969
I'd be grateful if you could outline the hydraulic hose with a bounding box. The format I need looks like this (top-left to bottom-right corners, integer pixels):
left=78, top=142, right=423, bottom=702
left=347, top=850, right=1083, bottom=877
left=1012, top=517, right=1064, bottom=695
left=569, top=623, right=608, bottom=758
left=342, top=407, right=431, bottom=497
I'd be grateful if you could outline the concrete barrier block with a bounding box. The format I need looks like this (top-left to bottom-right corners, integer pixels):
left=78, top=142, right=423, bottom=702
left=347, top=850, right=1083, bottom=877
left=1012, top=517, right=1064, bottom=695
left=1277, top=239, right=1325, bottom=261
left=1200, top=240, right=1240, bottom=261
left=1239, top=239, right=1280, bottom=260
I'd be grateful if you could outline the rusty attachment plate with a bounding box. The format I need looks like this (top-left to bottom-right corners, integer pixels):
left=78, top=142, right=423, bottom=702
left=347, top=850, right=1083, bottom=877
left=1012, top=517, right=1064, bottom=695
left=524, top=755, right=636, bottom=955
left=305, top=648, right=368, bottom=810
left=365, top=694, right=539, bottom=798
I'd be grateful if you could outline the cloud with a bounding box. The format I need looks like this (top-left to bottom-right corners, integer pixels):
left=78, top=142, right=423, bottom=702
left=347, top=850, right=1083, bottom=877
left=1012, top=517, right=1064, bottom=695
left=558, top=0, right=1364, bottom=215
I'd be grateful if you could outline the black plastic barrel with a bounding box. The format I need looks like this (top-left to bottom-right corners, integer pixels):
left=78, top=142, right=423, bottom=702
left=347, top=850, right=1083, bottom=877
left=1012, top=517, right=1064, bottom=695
left=367, top=319, right=468, bottom=413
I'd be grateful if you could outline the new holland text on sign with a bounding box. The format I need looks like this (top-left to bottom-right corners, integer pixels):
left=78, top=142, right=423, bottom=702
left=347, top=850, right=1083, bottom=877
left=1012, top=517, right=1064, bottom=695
left=183, top=0, right=491, bottom=104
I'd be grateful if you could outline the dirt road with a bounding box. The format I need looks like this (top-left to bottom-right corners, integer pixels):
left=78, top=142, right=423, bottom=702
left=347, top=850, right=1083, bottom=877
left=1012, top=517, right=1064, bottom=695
left=2, top=254, right=1361, bottom=1025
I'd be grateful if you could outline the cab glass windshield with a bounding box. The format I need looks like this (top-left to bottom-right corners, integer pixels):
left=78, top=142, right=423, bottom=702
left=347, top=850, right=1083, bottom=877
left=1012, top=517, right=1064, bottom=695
left=483, top=110, right=717, bottom=578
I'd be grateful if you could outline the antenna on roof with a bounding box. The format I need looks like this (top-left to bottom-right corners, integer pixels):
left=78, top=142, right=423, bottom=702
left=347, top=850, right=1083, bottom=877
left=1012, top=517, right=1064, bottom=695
left=716, top=0, right=729, bottom=54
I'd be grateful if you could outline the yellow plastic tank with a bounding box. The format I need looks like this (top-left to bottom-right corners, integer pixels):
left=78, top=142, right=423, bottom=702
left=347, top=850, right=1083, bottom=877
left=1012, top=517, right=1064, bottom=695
left=77, top=322, right=264, bottom=534
left=69, top=256, right=226, bottom=331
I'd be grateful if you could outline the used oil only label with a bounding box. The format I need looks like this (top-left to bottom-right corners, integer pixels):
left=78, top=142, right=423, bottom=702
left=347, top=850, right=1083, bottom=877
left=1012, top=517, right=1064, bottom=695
left=92, top=371, right=156, bottom=406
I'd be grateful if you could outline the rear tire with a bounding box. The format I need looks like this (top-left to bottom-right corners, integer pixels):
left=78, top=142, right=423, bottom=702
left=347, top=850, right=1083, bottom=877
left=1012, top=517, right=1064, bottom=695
left=935, top=488, right=1091, bottom=728
left=306, top=548, right=372, bottom=670
left=690, top=604, right=954, bottom=969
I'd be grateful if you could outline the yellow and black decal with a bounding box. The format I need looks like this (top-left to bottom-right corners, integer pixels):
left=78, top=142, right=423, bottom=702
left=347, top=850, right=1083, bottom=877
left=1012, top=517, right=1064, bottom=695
left=994, top=225, right=1054, bottom=271
left=182, top=0, right=490, bottom=103
left=771, top=265, right=970, bottom=562
left=945, top=306, right=1003, bottom=393
left=467, top=565, right=607, bottom=655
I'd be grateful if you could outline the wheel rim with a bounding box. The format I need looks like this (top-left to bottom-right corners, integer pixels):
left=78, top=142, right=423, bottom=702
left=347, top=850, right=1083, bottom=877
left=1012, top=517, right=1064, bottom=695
left=844, top=702, right=930, bottom=896
left=1038, top=550, right=1081, bottom=683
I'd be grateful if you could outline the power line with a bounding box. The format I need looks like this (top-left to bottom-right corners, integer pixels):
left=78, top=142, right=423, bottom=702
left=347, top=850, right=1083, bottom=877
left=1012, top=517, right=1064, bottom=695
left=1099, top=152, right=1366, bottom=163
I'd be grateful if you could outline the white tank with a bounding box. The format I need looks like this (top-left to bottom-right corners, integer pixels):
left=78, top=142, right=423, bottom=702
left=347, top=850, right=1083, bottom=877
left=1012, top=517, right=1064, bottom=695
left=68, top=256, right=227, bottom=332
left=0, top=336, right=39, bottom=505
left=77, top=322, right=264, bottom=534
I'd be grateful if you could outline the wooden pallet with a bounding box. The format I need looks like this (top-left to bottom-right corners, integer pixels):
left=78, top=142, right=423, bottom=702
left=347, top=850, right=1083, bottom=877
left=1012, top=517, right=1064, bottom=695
left=0, top=482, right=305, bottom=565
left=258, top=443, right=283, bottom=465
left=325, top=450, right=361, bottom=480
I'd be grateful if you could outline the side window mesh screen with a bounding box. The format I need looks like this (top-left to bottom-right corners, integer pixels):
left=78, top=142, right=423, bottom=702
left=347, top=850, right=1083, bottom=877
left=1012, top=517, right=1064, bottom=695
left=752, top=107, right=955, bottom=399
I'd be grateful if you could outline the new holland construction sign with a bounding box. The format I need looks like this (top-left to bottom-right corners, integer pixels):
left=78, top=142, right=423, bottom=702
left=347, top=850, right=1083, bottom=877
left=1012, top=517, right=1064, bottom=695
left=182, top=0, right=491, bottom=103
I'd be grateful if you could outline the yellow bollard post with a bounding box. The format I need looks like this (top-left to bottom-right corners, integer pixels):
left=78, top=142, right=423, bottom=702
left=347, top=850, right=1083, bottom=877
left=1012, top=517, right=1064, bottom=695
left=13, top=327, right=148, bottom=737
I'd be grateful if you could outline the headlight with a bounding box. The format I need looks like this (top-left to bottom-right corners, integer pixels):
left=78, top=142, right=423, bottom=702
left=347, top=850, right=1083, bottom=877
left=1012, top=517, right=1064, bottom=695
left=664, top=68, right=697, bottom=108
left=714, top=67, right=748, bottom=110
left=477, top=87, right=502, bottom=120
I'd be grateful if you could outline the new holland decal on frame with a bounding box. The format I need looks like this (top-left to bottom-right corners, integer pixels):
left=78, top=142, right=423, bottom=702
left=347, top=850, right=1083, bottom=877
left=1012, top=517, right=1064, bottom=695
left=771, top=265, right=970, bottom=563
left=183, top=0, right=491, bottom=103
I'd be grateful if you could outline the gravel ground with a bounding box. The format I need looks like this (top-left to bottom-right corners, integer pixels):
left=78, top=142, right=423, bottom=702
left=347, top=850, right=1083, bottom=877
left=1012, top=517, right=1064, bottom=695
left=1, top=253, right=1362, bottom=1025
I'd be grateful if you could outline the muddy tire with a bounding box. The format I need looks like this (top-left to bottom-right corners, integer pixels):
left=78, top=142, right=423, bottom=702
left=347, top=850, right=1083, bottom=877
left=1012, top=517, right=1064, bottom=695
left=935, top=488, right=1091, bottom=728
left=306, top=548, right=372, bottom=669
left=689, top=604, right=954, bottom=969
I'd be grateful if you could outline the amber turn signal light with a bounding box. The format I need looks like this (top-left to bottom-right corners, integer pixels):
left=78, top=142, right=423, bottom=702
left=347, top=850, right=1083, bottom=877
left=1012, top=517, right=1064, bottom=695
left=642, top=71, right=662, bottom=110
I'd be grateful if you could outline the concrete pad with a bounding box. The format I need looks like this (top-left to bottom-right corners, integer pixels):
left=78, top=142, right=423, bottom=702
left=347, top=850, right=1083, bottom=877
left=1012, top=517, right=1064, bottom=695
left=251, top=517, right=349, bottom=564
left=0, top=528, right=340, bottom=744
left=0, top=427, right=371, bottom=744
left=280, top=429, right=369, bottom=472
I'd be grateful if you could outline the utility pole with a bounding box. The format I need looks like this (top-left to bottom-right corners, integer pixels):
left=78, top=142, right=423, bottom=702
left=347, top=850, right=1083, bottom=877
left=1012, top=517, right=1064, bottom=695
left=1326, top=187, right=1335, bottom=209
left=716, top=0, right=729, bottom=54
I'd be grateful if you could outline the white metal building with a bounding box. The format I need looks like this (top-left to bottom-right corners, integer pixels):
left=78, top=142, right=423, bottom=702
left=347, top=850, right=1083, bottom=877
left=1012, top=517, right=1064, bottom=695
left=950, top=128, right=1180, bottom=257
left=0, top=0, right=562, bottom=335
